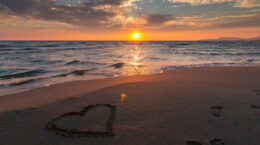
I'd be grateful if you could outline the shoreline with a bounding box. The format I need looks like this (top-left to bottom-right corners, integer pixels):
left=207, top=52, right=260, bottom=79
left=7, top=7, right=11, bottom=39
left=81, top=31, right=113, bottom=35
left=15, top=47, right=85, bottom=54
left=0, top=65, right=259, bottom=112
left=1, top=63, right=258, bottom=97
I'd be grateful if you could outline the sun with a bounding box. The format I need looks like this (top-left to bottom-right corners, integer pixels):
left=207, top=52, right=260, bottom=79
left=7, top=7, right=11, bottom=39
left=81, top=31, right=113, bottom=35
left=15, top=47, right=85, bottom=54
left=131, top=32, right=142, bottom=40
left=133, top=33, right=140, bottom=39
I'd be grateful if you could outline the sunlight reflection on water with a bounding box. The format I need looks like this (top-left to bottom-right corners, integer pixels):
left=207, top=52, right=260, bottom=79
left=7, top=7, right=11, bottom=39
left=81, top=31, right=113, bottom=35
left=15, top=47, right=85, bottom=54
left=0, top=41, right=259, bottom=95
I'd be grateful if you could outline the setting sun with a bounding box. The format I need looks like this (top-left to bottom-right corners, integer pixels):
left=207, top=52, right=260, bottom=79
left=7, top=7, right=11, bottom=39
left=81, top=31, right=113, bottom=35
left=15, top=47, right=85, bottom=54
left=131, top=32, right=142, bottom=40
left=133, top=33, right=140, bottom=38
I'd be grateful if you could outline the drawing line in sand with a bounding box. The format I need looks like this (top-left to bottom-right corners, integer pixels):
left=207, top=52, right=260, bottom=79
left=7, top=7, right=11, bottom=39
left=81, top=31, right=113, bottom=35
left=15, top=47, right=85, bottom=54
left=46, top=104, right=116, bottom=138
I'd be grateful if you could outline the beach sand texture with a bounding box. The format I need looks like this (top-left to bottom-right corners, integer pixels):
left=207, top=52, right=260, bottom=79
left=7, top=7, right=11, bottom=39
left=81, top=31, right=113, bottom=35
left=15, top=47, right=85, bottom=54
left=0, top=66, right=260, bottom=145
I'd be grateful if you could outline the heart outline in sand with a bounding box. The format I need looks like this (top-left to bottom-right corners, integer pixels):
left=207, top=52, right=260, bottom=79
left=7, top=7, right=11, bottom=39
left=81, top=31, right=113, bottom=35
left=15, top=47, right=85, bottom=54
left=46, top=104, right=116, bottom=138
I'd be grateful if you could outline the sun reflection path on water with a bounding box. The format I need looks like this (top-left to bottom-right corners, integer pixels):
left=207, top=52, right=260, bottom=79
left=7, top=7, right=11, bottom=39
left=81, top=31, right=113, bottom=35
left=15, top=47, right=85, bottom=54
left=126, top=46, right=146, bottom=76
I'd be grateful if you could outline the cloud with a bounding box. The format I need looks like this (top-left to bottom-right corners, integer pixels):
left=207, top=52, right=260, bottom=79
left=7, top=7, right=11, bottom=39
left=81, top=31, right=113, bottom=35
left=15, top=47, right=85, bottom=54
left=0, top=0, right=127, bottom=28
left=0, top=0, right=259, bottom=32
left=167, top=0, right=260, bottom=7
left=0, top=3, right=15, bottom=24
left=168, top=0, right=233, bottom=6
left=234, top=0, right=260, bottom=7
left=146, top=14, right=175, bottom=26
left=212, top=13, right=260, bottom=28
left=142, top=13, right=260, bottom=32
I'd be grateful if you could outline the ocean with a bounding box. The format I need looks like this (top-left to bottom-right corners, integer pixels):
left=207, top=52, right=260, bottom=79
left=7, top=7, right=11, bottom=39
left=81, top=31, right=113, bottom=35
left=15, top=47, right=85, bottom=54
left=0, top=41, right=259, bottom=96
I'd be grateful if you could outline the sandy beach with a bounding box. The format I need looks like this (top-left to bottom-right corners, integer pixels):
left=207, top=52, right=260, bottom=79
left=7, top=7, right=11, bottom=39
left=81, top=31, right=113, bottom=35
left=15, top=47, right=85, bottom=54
left=0, top=66, right=260, bottom=145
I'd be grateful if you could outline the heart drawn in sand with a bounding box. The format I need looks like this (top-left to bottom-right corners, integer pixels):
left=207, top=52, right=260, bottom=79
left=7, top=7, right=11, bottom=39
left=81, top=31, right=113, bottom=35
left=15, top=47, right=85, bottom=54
left=46, top=104, right=116, bottom=138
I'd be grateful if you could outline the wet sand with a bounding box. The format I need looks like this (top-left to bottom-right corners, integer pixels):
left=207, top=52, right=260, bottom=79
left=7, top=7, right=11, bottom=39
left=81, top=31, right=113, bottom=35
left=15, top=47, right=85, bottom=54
left=0, top=66, right=260, bottom=145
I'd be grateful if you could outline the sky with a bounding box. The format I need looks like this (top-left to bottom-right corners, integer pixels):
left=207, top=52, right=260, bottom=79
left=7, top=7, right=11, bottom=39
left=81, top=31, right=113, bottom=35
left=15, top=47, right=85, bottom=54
left=0, top=0, right=259, bottom=40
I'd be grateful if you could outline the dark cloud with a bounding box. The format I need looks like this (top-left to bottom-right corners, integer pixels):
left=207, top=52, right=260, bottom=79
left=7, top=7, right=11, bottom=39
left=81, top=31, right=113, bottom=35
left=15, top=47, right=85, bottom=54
left=146, top=14, right=175, bottom=26
left=0, top=0, right=125, bottom=27
left=1, top=0, right=259, bottom=31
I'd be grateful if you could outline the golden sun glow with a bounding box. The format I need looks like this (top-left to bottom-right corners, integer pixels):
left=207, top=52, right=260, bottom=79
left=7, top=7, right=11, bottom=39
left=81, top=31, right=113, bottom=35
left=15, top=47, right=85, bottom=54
left=133, top=33, right=140, bottom=39
left=131, top=32, right=142, bottom=40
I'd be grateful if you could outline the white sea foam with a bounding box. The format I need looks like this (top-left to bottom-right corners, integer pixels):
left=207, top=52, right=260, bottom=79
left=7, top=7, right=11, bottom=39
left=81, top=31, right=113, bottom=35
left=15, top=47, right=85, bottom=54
left=0, top=41, right=259, bottom=96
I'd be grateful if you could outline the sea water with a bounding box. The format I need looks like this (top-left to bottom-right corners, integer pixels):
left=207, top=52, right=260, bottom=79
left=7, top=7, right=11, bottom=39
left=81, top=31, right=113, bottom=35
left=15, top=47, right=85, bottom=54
left=0, top=41, right=259, bottom=96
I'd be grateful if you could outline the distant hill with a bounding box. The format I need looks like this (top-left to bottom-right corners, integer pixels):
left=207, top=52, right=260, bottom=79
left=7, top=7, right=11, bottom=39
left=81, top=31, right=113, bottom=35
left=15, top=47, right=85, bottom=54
left=248, top=36, right=260, bottom=41
left=201, top=36, right=260, bottom=41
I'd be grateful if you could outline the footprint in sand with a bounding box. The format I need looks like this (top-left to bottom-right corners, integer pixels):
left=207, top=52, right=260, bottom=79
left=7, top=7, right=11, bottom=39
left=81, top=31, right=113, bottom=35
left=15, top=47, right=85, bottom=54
left=209, top=139, right=225, bottom=145
left=250, top=105, right=260, bottom=109
left=186, top=141, right=203, bottom=145
left=187, top=139, right=224, bottom=145
left=254, top=90, right=260, bottom=95
left=250, top=90, right=260, bottom=109
left=211, top=106, right=223, bottom=118
left=28, top=107, right=37, bottom=110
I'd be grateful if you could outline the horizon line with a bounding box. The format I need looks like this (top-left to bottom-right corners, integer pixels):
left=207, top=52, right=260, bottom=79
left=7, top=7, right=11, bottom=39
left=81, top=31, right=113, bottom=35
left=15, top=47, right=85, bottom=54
left=0, top=39, right=200, bottom=41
